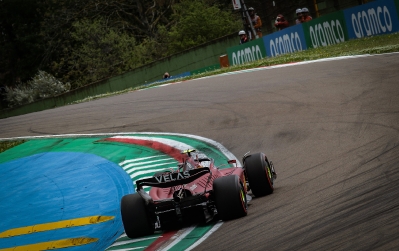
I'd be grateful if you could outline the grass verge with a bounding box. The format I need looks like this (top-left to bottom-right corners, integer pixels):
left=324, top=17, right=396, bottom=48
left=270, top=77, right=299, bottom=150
left=0, top=140, right=25, bottom=153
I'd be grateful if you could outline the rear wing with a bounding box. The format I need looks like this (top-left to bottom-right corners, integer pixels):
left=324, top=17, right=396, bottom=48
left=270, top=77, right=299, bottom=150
left=136, top=168, right=211, bottom=190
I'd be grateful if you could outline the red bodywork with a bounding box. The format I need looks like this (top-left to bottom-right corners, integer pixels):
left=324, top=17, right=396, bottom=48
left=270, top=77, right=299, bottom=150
left=149, top=163, right=246, bottom=201
left=122, top=150, right=276, bottom=237
left=133, top=151, right=248, bottom=228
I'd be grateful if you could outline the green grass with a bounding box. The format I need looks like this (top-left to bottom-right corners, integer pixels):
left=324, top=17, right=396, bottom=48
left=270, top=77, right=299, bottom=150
left=0, top=140, right=25, bottom=153
left=69, top=32, right=399, bottom=105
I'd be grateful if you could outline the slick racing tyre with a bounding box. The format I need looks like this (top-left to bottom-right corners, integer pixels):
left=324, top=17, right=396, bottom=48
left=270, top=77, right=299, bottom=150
left=121, top=193, right=155, bottom=238
left=214, top=175, right=247, bottom=221
left=244, top=152, right=274, bottom=197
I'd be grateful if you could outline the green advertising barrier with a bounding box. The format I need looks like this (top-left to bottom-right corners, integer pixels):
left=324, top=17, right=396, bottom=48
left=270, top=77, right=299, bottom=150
left=302, top=11, right=349, bottom=49
left=226, top=38, right=267, bottom=66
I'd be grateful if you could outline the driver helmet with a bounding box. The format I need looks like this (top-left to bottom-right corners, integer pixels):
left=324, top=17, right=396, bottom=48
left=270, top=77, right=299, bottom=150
left=193, top=151, right=210, bottom=168
left=302, top=7, right=309, bottom=13
left=238, top=30, right=246, bottom=36
left=296, top=8, right=302, bottom=14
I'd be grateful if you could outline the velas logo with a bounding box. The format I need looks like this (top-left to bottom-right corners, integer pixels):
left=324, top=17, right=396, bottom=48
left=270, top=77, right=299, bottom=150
left=154, top=171, right=191, bottom=183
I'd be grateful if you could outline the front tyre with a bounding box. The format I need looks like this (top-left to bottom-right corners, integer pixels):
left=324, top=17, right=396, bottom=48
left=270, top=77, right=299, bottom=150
left=121, top=193, right=155, bottom=238
left=244, top=152, right=274, bottom=197
left=214, top=175, right=247, bottom=221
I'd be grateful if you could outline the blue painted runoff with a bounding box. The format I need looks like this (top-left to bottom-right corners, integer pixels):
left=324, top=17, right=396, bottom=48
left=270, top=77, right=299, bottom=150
left=0, top=152, right=134, bottom=250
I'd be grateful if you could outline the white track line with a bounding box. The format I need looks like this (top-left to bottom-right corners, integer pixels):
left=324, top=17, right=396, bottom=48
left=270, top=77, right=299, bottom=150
left=185, top=221, right=224, bottom=251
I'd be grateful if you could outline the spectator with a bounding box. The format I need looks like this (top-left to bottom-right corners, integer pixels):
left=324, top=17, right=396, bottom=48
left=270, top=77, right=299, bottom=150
left=247, top=7, right=262, bottom=39
left=301, top=7, right=312, bottom=22
left=274, top=14, right=289, bottom=31
left=238, top=30, right=249, bottom=44
left=295, top=8, right=303, bottom=24
left=163, top=72, right=170, bottom=79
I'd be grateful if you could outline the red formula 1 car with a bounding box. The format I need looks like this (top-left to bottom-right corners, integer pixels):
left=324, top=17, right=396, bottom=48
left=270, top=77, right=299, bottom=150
left=121, top=150, right=277, bottom=238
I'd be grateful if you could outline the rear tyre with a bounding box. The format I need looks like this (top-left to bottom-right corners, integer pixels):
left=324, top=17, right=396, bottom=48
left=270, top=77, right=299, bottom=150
left=121, top=193, right=155, bottom=238
left=214, top=175, right=247, bottom=221
left=244, top=152, right=274, bottom=197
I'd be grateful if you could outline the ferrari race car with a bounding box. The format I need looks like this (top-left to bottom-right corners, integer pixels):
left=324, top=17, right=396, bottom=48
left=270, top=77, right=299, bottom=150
left=121, top=150, right=277, bottom=238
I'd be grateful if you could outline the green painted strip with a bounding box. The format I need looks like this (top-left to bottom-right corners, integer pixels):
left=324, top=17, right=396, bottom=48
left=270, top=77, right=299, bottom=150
left=135, top=134, right=232, bottom=167
left=168, top=224, right=215, bottom=251
left=0, top=138, right=163, bottom=165
left=105, top=234, right=160, bottom=251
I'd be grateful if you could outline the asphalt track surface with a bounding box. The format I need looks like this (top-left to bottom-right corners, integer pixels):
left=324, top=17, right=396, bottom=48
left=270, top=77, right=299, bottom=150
left=1, top=53, right=399, bottom=251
